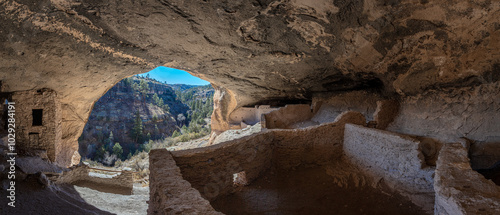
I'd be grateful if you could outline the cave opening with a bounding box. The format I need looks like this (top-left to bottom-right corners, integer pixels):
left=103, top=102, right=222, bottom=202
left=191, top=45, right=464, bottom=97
left=72, top=66, right=214, bottom=214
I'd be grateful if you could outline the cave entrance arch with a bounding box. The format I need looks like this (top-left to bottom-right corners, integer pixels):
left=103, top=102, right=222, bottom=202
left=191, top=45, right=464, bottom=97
left=78, top=66, right=214, bottom=166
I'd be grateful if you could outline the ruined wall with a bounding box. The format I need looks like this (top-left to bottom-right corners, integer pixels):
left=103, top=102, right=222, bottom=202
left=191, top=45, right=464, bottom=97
left=263, top=104, right=315, bottom=129
left=273, top=111, right=366, bottom=169
left=228, top=105, right=278, bottom=129
left=56, top=165, right=133, bottom=195
left=434, top=143, right=500, bottom=215
left=167, top=110, right=366, bottom=202
left=311, top=91, right=384, bottom=123
left=171, top=131, right=275, bottom=200
left=148, top=149, right=222, bottom=215
left=11, top=89, right=62, bottom=163
left=343, top=124, right=435, bottom=213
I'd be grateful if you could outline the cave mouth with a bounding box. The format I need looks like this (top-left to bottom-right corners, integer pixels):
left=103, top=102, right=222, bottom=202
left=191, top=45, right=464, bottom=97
left=78, top=66, right=214, bottom=167
left=72, top=66, right=214, bottom=213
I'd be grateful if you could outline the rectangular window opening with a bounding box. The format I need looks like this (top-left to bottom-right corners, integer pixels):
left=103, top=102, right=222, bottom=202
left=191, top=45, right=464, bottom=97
left=32, top=109, right=43, bottom=126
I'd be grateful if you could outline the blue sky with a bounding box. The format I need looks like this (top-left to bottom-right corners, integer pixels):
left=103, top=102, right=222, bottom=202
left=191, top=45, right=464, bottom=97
left=137, top=66, right=210, bottom=85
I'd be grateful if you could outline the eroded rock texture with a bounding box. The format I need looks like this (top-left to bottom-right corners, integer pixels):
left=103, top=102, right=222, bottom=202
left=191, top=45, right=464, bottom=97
left=0, top=0, right=499, bottom=166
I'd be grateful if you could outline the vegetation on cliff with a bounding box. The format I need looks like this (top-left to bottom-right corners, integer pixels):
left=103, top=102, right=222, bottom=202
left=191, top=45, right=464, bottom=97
left=78, top=75, right=213, bottom=165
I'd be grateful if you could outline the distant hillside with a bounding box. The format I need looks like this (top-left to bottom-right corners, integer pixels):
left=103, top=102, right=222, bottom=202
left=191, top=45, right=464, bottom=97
left=169, top=84, right=197, bottom=92
left=78, top=75, right=214, bottom=164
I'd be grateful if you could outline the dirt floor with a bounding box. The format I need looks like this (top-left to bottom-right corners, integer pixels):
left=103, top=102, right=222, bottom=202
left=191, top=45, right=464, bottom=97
left=211, top=165, right=427, bottom=215
left=0, top=179, right=148, bottom=215
left=74, top=183, right=149, bottom=215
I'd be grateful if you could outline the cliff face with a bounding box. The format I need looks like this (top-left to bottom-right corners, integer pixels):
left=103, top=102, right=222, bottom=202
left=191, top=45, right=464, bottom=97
left=78, top=77, right=189, bottom=159
left=0, top=0, right=499, bottom=166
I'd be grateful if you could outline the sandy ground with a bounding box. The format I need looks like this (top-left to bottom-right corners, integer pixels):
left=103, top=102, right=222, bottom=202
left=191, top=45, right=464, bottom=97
left=74, top=183, right=149, bottom=215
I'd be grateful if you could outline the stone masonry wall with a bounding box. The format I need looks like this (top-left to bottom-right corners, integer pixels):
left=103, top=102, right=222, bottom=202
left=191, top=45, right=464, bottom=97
left=56, top=165, right=133, bottom=195
left=434, top=143, right=500, bottom=215
left=263, top=104, right=315, bottom=129
left=273, top=111, right=365, bottom=169
left=171, top=131, right=275, bottom=200
left=228, top=105, right=278, bottom=129
left=11, top=89, right=62, bottom=163
left=148, top=149, right=222, bottom=215
left=343, top=124, right=435, bottom=213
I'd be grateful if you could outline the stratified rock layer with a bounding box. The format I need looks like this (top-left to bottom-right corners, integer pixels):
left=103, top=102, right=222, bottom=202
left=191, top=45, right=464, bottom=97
left=0, top=0, right=499, bottom=166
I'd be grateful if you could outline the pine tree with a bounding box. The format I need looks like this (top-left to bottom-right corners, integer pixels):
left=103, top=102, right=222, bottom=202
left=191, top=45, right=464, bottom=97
left=172, top=130, right=181, bottom=138
left=107, top=131, right=114, bottom=147
left=139, top=79, right=150, bottom=98
left=95, top=145, right=106, bottom=161
left=113, top=142, right=123, bottom=159
left=130, top=111, right=144, bottom=143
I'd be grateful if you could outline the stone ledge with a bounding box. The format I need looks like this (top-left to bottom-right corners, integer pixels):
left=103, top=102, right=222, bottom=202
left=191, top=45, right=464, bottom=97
left=343, top=124, right=435, bottom=213
left=434, top=143, right=500, bottom=215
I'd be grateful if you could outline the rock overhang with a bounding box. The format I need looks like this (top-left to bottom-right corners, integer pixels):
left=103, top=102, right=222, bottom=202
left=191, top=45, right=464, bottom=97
left=0, top=0, right=499, bottom=166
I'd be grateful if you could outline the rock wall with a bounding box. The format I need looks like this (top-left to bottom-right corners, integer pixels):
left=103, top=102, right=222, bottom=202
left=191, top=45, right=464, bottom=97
left=343, top=124, right=435, bottom=213
left=1, top=0, right=499, bottom=166
left=311, top=91, right=384, bottom=123
left=148, top=149, right=222, bottom=215
left=388, top=82, right=500, bottom=143
left=56, top=165, right=134, bottom=195
left=434, top=143, right=500, bottom=215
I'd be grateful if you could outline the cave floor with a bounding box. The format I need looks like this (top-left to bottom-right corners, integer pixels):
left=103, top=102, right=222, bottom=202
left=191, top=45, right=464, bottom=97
left=211, top=165, right=427, bottom=215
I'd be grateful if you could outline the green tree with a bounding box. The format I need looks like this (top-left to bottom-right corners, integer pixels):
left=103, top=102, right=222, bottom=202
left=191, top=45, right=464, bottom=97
left=139, top=79, right=150, bottom=98
left=95, top=145, right=106, bottom=161
left=163, top=104, right=170, bottom=113
left=127, top=152, right=132, bottom=160
left=130, top=111, right=144, bottom=143
left=113, top=142, right=123, bottom=159
left=143, top=140, right=153, bottom=153
left=172, top=130, right=181, bottom=138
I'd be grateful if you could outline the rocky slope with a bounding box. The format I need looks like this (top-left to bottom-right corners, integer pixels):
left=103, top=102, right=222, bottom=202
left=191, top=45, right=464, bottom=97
left=78, top=76, right=213, bottom=161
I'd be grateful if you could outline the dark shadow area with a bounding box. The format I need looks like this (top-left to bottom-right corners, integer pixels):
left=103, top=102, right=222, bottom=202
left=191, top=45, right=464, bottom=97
left=0, top=176, right=114, bottom=215
left=72, top=180, right=133, bottom=195
left=210, top=166, right=426, bottom=215
left=475, top=161, right=500, bottom=186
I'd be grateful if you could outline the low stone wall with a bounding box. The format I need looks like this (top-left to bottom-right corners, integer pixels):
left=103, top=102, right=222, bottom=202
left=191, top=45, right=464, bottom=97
left=168, top=111, right=366, bottom=201
left=343, top=124, right=435, bottom=213
left=273, top=111, right=365, bottom=169
left=148, top=149, right=222, bottom=215
left=171, top=131, right=275, bottom=200
left=228, top=105, right=278, bottom=129
left=263, top=104, right=314, bottom=129
left=434, top=143, right=500, bottom=215
left=56, top=165, right=133, bottom=195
